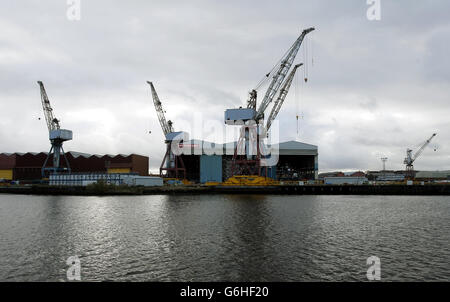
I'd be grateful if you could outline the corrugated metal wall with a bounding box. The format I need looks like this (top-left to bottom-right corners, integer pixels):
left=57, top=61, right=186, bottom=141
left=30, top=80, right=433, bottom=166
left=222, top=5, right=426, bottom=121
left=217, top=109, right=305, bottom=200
left=200, top=155, right=222, bottom=183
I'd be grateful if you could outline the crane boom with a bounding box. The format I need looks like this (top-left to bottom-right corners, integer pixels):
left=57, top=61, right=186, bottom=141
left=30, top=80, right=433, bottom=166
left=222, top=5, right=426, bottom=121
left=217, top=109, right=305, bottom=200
left=147, top=81, right=174, bottom=136
left=266, top=63, right=303, bottom=131
left=412, top=133, right=437, bottom=163
left=255, top=27, right=314, bottom=121
left=38, top=81, right=60, bottom=132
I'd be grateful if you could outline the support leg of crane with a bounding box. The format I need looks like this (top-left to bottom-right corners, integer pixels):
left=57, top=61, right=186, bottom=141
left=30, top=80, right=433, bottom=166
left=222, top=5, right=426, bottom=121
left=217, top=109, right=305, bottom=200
left=61, top=145, right=71, bottom=174
left=42, top=145, right=54, bottom=178
left=160, top=146, right=170, bottom=177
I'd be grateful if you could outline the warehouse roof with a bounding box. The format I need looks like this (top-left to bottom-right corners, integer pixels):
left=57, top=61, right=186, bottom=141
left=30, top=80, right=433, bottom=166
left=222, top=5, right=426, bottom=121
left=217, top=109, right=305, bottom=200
left=182, top=139, right=318, bottom=156
left=273, top=141, right=318, bottom=156
left=0, top=151, right=148, bottom=158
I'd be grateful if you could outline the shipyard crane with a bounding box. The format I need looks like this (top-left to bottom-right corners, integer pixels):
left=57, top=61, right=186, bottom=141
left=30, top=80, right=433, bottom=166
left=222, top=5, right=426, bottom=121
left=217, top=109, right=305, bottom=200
left=147, top=81, right=187, bottom=179
left=265, top=63, right=303, bottom=131
left=148, top=81, right=174, bottom=136
left=254, top=27, right=314, bottom=122
left=404, top=133, right=437, bottom=179
left=232, top=63, right=303, bottom=175
left=225, top=27, right=314, bottom=176
left=37, top=81, right=72, bottom=177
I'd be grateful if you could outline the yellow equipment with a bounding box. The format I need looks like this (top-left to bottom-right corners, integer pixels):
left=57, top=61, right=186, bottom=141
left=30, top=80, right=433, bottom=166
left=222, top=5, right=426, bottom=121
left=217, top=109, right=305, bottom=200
left=0, top=169, right=13, bottom=180
left=205, top=181, right=221, bottom=186
left=222, top=175, right=279, bottom=186
left=107, top=168, right=131, bottom=174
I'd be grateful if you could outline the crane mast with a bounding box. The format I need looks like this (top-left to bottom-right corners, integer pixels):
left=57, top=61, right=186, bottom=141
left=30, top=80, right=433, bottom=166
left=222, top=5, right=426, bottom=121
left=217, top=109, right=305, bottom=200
left=147, top=81, right=187, bottom=179
left=255, top=27, right=314, bottom=121
left=226, top=28, right=314, bottom=177
left=37, top=81, right=72, bottom=177
left=265, top=63, right=303, bottom=131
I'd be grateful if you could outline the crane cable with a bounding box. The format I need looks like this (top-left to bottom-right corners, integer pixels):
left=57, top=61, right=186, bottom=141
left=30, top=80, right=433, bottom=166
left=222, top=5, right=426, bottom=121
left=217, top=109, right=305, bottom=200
left=295, top=66, right=300, bottom=136
left=303, top=36, right=309, bottom=82
left=297, top=33, right=314, bottom=136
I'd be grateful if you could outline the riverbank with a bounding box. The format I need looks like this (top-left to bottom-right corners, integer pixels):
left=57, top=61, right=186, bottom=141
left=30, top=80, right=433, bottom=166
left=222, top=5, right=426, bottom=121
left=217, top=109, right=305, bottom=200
left=1, top=184, right=450, bottom=196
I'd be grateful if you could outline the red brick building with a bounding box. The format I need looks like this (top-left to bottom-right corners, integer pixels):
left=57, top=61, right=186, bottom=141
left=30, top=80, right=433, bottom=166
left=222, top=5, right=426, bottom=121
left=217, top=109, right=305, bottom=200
left=0, top=151, right=149, bottom=180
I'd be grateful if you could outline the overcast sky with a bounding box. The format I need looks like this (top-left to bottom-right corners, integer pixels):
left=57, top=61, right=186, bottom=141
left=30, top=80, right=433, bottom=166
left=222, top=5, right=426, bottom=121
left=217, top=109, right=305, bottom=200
left=0, top=0, right=449, bottom=172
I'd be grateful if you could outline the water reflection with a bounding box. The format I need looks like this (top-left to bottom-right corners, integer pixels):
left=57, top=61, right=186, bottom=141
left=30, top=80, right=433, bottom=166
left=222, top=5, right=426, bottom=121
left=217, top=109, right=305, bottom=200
left=0, top=194, right=449, bottom=281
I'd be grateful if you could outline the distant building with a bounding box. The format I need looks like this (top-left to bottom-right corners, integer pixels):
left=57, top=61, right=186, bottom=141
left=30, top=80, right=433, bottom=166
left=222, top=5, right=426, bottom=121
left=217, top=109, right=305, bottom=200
left=318, top=172, right=345, bottom=179
left=323, top=176, right=368, bottom=185
left=415, top=171, right=450, bottom=180
left=49, top=173, right=162, bottom=187
left=350, top=171, right=366, bottom=177
left=0, top=152, right=149, bottom=181
left=366, top=170, right=406, bottom=181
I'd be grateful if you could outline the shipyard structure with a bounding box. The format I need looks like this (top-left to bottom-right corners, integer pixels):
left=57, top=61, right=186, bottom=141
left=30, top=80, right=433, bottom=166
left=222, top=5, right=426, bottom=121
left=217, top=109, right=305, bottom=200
left=0, top=139, right=318, bottom=184
left=0, top=152, right=149, bottom=181
left=180, top=140, right=318, bottom=183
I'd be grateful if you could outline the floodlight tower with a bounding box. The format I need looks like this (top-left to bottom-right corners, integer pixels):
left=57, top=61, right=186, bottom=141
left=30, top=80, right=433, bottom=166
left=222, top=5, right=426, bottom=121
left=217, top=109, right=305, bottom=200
left=381, top=157, right=388, bottom=171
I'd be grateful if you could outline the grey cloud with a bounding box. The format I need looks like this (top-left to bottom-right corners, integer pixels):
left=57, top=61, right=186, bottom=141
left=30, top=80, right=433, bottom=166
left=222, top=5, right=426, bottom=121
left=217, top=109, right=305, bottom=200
left=0, top=0, right=449, bottom=172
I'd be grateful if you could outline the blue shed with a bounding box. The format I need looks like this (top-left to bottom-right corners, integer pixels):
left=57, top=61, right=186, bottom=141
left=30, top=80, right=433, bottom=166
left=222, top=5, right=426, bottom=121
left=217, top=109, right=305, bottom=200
left=200, top=155, right=222, bottom=183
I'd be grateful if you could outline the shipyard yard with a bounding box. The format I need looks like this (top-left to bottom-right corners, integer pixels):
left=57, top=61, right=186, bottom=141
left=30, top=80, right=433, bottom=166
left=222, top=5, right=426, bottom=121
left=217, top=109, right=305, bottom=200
left=0, top=0, right=449, bottom=290
left=0, top=25, right=447, bottom=191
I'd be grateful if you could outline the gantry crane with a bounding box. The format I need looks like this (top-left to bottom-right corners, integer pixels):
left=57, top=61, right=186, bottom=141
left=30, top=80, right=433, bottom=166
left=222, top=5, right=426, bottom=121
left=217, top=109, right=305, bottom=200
left=147, top=81, right=187, bottom=179
left=37, top=81, right=72, bottom=177
left=225, top=27, right=314, bottom=176
left=404, top=133, right=437, bottom=179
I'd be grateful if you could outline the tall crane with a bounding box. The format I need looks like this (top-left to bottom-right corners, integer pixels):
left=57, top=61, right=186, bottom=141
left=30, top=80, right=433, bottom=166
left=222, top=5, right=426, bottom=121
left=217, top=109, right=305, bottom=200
left=147, top=81, right=187, bottom=179
left=254, top=27, right=314, bottom=122
left=233, top=63, right=303, bottom=176
left=148, top=81, right=174, bottom=136
left=404, top=133, right=437, bottom=179
left=38, top=81, right=72, bottom=177
left=225, top=27, right=314, bottom=176
left=265, top=63, right=303, bottom=131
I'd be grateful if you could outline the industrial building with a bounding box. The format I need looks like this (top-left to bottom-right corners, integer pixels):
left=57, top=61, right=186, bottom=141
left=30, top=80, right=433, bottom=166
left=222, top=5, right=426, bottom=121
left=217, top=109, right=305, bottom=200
left=323, top=176, right=368, bottom=185
left=415, top=171, right=450, bottom=181
left=49, top=173, right=162, bottom=187
left=179, top=139, right=318, bottom=183
left=0, top=152, right=149, bottom=181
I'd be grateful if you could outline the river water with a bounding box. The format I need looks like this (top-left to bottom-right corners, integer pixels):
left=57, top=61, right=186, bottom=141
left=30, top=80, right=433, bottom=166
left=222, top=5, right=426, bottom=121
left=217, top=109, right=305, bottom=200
left=0, top=194, right=449, bottom=281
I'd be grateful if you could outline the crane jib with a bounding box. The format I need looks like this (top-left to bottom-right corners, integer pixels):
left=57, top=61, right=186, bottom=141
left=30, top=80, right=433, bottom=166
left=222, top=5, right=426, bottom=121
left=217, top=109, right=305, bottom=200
left=255, top=27, right=314, bottom=121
